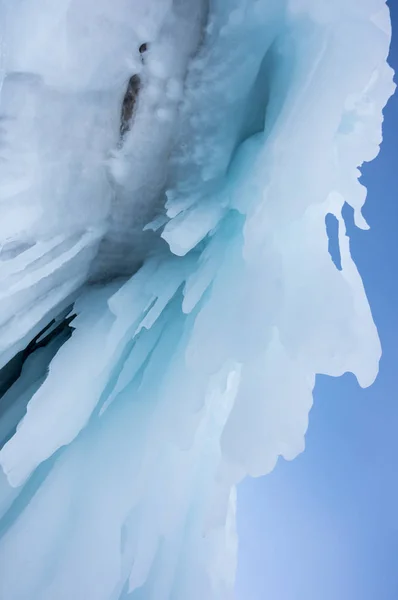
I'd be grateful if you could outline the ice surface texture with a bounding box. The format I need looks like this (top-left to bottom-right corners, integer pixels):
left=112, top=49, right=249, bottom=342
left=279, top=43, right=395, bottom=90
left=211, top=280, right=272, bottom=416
left=0, top=0, right=395, bottom=599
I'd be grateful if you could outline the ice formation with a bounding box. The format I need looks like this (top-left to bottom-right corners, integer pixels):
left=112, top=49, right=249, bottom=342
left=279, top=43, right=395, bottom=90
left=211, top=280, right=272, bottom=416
left=0, top=0, right=394, bottom=599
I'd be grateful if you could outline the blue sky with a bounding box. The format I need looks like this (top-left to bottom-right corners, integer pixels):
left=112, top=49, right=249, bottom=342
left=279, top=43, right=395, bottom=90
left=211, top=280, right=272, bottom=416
left=236, top=3, right=398, bottom=599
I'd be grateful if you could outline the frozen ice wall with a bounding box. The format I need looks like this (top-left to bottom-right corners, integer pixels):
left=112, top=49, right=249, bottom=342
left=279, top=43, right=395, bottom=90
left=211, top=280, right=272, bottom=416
left=0, top=1, right=395, bottom=599
left=0, top=0, right=206, bottom=365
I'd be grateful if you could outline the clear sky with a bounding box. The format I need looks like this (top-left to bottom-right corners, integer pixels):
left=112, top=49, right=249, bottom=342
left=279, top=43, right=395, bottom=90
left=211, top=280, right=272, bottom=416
left=236, top=3, right=398, bottom=599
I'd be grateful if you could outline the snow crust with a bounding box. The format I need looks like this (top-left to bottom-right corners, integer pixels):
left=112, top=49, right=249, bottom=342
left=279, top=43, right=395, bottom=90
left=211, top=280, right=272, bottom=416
left=0, top=0, right=395, bottom=598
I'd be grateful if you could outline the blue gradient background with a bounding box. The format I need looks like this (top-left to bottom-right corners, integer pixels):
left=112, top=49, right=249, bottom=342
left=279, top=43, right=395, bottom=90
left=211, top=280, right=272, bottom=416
left=237, top=3, right=398, bottom=599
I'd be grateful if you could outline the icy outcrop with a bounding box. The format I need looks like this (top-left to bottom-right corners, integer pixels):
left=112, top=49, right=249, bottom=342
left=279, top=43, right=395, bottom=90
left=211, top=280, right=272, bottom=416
left=0, top=0, right=206, bottom=364
left=0, top=0, right=395, bottom=599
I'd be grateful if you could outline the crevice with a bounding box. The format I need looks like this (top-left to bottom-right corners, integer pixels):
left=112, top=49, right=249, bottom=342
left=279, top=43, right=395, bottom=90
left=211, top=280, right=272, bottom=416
left=228, top=36, right=289, bottom=173
left=0, top=307, right=76, bottom=401
left=237, top=43, right=277, bottom=148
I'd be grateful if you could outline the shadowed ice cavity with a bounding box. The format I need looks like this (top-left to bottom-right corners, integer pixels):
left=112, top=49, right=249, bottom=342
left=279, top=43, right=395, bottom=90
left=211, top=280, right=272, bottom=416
left=0, top=2, right=284, bottom=422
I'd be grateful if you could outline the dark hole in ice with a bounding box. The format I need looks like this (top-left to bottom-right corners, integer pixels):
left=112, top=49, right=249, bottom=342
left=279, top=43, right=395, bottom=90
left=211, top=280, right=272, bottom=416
left=120, top=74, right=141, bottom=138
left=0, top=308, right=76, bottom=449
left=325, top=212, right=342, bottom=271
left=139, top=43, right=148, bottom=55
left=119, top=43, right=149, bottom=139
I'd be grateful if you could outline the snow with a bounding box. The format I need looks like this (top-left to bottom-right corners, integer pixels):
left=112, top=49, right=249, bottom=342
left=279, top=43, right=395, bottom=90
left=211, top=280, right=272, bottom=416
left=0, top=0, right=395, bottom=599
